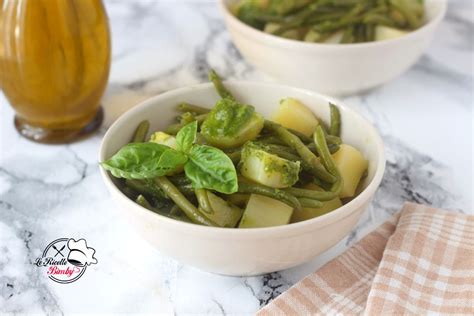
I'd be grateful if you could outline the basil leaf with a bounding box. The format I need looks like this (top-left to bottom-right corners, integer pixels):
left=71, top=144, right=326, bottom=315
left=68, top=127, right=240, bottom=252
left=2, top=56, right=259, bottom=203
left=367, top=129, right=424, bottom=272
left=176, top=121, right=197, bottom=153
left=184, top=144, right=238, bottom=194
left=101, top=143, right=187, bottom=179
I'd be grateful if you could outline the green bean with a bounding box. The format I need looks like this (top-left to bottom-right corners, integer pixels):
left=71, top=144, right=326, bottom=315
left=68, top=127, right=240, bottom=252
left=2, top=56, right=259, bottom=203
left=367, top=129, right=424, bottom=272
left=314, top=126, right=338, bottom=175
left=209, top=69, right=235, bottom=100
left=329, top=103, right=341, bottom=136
left=154, top=177, right=218, bottom=226
left=287, top=128, right=313, bottom=143
left=226, top=193, right=250, bottom=208
left=266, top=144, right=298, bottom=156
left=340, top=25, right=355, bottom=43
left=237, top=181, right=302, bottom=210
left=136, top=195, right=192, bottom=223
left=298, top=141, right=339, bottom=156
left=264, top=120, right=337, bottom=183
left=195, top=189, right=214, bottom=214
left=131, top=120, right=150, bottom=143
left=179, top=112, right=195, bottom=124
left=273, top=4, right=319, bottom=35
left=226, top=151, right=241, bottom=164
left=365, top=24, right=375, bottom=41
left=326, top=134, right=342, bottom=145
left=169, top=204, right=182, bottom=216
left=169, top=175, right=192, bottom=186
left=299, top=198, right=323, bottom=208
left=364, top=13, right=395, bottom=27
left=283, top=186, right=340, bottom=201
left=177, top=103, right=210, bottom=114
left=136, top=194, right=155, bottom=210
left=126, top=179, right=167, bottom=200
left=165, top=113, right=208, bottom=135
left=257, top=135, right=286, bottom=145
left=313, top=126, right=343, bottom=195
left=122, top=186, right=137, bottom=199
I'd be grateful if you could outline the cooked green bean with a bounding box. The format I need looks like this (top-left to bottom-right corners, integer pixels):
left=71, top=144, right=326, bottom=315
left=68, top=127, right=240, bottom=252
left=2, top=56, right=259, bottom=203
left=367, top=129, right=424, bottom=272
left=177, top=103, right=210, bottom=114
left=154, top=177, right=218, bottom=226
left=283, top=186, right=339, bottom=201
left=329, top=103, right=341, bottom=136
left=136, top=194, right=155, bottom=210
left=264, top=120, right=337, bottom=183
left=136, top=195, right=192, bottom=223
left=226, top=151, right=242, bottom=164
left=326, top=134, right=342, bottom=145
left=209, top=69, right=235, bottom=100
left=126, top=179, right=167, bottom=199
left=165, top=113, right=208, bottom=134
left=307, top=142, right=340, bottom=155
left=132, top=120, right=150, bottom=143
left=287, top=128, right=313, bottom=143
left=298, top=198, right=323, bottom=208
left=195, top=189, right=214, bottom=214
left=314, top=125, right=343, bottom=195
left=237, top=181, right=302, bottom=210
left=257, top=135, right=286, bottom=145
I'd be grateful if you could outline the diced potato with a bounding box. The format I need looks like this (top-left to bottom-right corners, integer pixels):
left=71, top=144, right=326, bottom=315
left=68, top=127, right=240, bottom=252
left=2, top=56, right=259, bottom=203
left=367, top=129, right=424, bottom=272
left=264, top=22, right=280, bottom=34
left=375, top=25, right=409, bottom=41
left=265, top=23, right=305, bottom=40
left=291, top=183, right=342, bottom=223
left=332, top=144, right=368, bottom=198
left=304, top=29, right=322, bottom=42
left=200, top=99, right=264, bottom=149
left=204, top=192, right=243, bottom=228
left=149, top=131, right=177, bottom=149
left=149, top=132, right=183, bottom=174
left=271, top=98, right=319, bottom=137
left=240, top=142, right=300, bottom=188
left=323, top=30, right=344, bottom=44
left=239, top=194, right=294, bottom=228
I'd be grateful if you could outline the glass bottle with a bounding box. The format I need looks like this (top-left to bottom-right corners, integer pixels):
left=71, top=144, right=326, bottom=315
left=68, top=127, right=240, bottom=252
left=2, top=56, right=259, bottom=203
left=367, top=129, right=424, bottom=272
left=0, top=0, right=111, bottom=143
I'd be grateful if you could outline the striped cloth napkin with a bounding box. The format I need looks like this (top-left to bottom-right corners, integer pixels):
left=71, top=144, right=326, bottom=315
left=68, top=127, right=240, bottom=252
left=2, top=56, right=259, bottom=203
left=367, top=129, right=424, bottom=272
left=258, top=202, right=474, bottom=315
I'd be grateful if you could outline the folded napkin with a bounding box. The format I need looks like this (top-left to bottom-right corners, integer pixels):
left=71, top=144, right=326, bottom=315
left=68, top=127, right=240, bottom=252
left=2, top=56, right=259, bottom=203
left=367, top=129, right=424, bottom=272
left=258, top=202, right=474, bottom=315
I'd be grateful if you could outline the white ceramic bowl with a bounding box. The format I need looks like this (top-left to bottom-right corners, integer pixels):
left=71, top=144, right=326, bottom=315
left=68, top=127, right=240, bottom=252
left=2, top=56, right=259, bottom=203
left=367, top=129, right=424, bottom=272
left=219, top=0, right=447, bottom=96
left=99, top=82, right=385, bottom=276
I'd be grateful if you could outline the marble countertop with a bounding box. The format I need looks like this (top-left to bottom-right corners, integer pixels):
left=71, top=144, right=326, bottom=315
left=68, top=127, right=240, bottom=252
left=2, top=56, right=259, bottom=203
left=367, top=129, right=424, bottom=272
left=0, top=0, right=472, bottom=314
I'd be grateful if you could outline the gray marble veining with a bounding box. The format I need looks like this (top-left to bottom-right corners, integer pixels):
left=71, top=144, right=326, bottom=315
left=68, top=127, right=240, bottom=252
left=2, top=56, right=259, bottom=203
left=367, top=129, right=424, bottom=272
left=0, top=0, right=472, bottom=314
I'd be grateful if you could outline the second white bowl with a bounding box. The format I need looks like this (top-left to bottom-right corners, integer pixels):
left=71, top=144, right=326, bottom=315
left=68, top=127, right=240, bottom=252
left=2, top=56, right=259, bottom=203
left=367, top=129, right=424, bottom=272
left=219, top=0, right=447, bottom=96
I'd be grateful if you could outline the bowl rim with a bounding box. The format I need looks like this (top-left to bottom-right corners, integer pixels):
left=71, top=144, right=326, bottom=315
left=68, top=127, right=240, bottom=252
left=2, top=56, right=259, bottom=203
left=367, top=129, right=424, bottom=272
left=218, top=0, right=447, bottom=50
left=99, top=81, right=386, bottom=237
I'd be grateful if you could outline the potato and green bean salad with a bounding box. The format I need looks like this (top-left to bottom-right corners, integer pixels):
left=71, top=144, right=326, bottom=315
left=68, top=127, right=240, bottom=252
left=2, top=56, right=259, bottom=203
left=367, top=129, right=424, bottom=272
left=232, top=0, right=425, bottom=43
left=101, top=70, right=368, bottom=228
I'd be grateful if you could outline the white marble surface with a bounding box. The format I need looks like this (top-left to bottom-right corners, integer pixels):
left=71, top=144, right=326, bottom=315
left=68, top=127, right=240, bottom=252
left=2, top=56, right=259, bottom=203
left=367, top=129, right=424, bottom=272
left=0, top=0, right=473, bottom=314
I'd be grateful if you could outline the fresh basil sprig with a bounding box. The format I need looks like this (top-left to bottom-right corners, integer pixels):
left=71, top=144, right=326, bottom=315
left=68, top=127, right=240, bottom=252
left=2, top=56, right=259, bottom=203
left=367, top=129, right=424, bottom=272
left=185, top=145, right=238, bottom=194
left=101, top=143, right=188, bottom=179
left=176, top=121, right=197, bottom=154
left=101, top=121, right=238, bottom=194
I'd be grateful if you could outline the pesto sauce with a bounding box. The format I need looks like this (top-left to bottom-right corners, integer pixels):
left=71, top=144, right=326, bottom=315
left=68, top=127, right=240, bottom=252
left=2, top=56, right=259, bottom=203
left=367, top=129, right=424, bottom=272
left=241, top=141, right=300, bottom=187
left=201, top=99, right=255, bottom=138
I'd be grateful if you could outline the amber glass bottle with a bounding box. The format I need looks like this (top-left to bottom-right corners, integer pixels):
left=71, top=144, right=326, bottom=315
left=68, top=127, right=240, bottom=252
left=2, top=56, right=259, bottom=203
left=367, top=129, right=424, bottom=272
left=0, top=0, right=111, bottom=143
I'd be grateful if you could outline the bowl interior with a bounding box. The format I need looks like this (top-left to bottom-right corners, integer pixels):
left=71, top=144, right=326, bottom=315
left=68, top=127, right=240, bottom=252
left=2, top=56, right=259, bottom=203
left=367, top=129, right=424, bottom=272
left=100, top=82, right=385, bottom=228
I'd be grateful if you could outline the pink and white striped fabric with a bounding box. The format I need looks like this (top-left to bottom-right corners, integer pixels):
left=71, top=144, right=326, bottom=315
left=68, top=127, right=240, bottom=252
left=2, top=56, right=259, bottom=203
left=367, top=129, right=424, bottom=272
left=258, top=202, right=474, bottom=315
